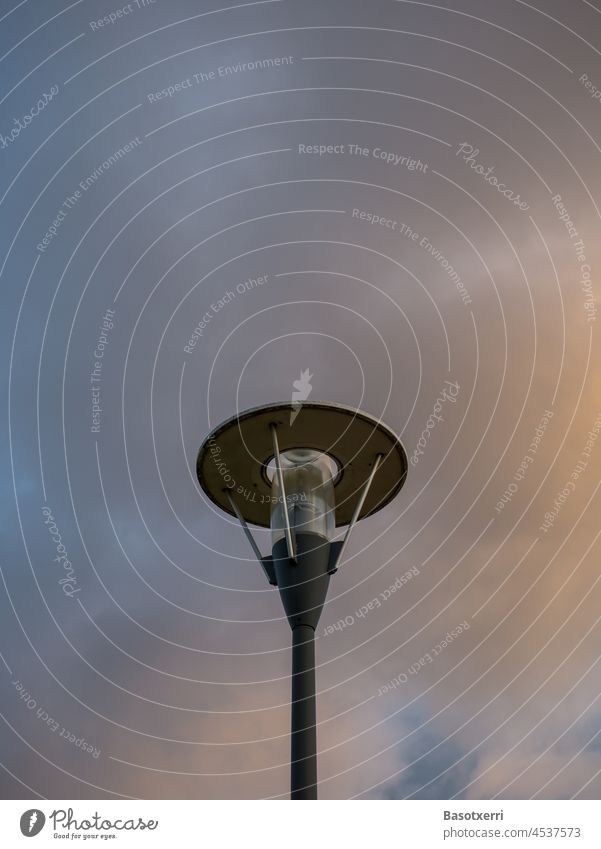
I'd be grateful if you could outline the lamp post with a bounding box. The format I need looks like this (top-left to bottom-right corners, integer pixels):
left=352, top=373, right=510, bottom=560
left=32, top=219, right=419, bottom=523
left=196, top=402, right=407, bottom=799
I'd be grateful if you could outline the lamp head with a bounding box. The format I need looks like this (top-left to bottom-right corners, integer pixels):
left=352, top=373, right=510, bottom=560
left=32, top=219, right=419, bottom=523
left=196, top=401, right=408, bottom=529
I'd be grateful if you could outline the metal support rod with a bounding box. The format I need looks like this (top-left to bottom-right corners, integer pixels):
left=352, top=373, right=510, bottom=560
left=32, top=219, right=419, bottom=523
left=290, top=624, right=317, bottom=799
left=332, top=453, right=384, bottom=570
left=224, top=488, right=263, bottom=560
left=270, top=423, right=296, bottom=561
left=224, top=488, right=275, bottom=585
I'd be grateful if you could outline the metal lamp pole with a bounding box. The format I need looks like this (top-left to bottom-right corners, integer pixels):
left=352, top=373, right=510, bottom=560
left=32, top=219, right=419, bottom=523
left=197, top=402, right=407, bottom=800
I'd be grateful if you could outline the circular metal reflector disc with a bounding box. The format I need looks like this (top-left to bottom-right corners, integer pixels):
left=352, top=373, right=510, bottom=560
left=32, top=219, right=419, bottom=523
left=196, top=402, right=407, bottom=527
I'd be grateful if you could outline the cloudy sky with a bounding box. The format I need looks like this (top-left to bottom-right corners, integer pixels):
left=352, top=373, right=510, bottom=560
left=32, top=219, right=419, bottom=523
left=1, top=0, right=601, bottom=800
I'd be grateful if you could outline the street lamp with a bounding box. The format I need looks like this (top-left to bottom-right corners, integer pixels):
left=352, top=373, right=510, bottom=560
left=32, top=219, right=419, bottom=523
left=196, top=402, right=407, bottom=799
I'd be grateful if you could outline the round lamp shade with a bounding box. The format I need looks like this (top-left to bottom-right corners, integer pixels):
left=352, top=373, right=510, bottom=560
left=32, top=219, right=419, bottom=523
left=196, top=402, right=407, bottom=528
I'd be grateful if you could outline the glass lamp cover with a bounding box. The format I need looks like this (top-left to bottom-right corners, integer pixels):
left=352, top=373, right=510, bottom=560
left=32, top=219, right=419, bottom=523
left=270, top=449, right=336, bottom=546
